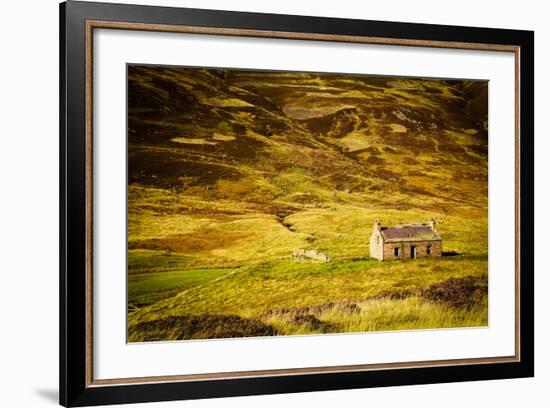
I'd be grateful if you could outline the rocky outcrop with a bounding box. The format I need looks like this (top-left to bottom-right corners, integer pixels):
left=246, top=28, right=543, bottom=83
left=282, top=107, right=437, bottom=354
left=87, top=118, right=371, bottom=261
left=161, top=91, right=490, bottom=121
left=292, top=248, right=331, bottom=263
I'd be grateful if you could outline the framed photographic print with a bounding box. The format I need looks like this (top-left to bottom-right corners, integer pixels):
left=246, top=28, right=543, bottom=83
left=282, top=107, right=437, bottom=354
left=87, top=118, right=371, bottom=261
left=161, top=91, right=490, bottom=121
left=59, top=1, right=534, bottom=406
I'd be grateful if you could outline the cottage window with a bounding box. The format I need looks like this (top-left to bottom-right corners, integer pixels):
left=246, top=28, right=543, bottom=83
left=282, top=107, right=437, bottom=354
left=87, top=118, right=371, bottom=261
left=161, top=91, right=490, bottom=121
left=394, top=247, right=400, bottom=256
left=427, top=245, right=432, bottom=255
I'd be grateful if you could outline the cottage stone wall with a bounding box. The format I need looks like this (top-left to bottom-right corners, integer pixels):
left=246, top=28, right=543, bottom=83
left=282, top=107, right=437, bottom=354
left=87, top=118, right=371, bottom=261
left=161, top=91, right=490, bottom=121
left=369, top=231, right=384, bottom=260
left=382, top=240, right=442, bottom=260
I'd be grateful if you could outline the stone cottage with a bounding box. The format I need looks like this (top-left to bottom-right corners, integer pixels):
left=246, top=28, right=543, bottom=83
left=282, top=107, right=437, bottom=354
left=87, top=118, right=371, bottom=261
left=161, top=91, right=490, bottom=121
left=369, top=219, right=442, bottom=261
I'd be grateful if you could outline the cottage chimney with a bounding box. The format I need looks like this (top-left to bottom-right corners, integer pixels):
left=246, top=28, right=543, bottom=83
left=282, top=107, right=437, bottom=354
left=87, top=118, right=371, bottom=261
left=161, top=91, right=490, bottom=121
left=429, top=219, right=436, bottom=230
left=374, top=218, right=381, bottom=232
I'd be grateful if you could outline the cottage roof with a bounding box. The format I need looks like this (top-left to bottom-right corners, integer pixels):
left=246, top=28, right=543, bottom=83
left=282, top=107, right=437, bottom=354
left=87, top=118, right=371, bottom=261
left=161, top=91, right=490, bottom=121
left=380, top=225, right=441, bottom=242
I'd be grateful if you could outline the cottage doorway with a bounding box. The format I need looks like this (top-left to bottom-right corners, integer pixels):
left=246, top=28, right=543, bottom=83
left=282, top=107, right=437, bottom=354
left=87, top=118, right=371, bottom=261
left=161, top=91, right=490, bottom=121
left=410, top=246, right=416, bottom=259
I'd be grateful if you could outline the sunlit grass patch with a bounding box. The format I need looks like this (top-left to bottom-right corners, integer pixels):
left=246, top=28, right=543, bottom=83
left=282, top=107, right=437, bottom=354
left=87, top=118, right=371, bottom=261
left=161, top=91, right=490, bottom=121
left=335, top=131, right=373, bottom=152
left=389, top=123, right=408, bottom=133
left=203, top=97, right=253, bottom=107
left=212, top=133, right=236, bottom=142
left=171, top=137, right=217, bottom=145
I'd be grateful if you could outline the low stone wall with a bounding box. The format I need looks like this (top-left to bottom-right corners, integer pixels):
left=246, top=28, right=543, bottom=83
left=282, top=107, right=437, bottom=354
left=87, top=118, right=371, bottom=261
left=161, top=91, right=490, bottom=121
left=292, top=248, right=331, bottom=263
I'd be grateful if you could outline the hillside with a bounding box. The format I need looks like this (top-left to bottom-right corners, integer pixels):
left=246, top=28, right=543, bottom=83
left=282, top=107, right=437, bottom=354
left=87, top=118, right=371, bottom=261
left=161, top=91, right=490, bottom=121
left=127, top=65, right=488, bottom=341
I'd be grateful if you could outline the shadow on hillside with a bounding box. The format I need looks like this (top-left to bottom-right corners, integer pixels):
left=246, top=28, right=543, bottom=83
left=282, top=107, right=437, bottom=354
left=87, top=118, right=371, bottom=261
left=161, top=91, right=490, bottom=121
left=442, top=251, right=461, bottom=257
left=129, top=314, right=278, bottom=342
